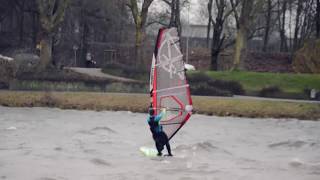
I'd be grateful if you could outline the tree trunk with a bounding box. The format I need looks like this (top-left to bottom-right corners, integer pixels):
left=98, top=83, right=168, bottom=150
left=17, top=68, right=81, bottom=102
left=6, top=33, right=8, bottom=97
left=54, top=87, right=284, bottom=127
left=135, top=24, right=144, bottom=66
left=169, top=0, right=181, bottom=37
left=38, top=34, right=52, bottom=70
left=19, top=11, right=25, bottom=45
left=211, top=51, right=219, bottom=70
left=14, top=0, right=26, bottom=45
left=32, top=12, right=38, bottom=49
left=262, top=0, right=272, bottom=52
left=233, top=27, right=247, bottom=70
left=293, top=0, right=302, bottom=51
left=211, top=32, right=225, bottom=70
left=299, top=1, right=313, bottom=46
left=233, top=0, right=253, bottom=71
left=316, top=0, right=320, bottom=38
left=175, top=0, right=181, bottom=37
left=278, top=0, right=288, bottom=52
left=37, top=0, right=69, bottom=70
left=129, top=0, right=153, bottom=66
left=211, top=27, right=220, bottom=70
left=80, top=20, right=89, bottom=67
left=169, top=0, right=176, bottom=27
left=210, top=0, right=226, bottom=70
left=207, top=0, right=213, bottom=48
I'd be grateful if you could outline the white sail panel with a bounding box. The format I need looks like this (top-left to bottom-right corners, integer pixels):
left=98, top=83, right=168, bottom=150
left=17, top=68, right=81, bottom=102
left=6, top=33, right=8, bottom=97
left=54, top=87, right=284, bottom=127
left=150, top=27, right=193, bottom=140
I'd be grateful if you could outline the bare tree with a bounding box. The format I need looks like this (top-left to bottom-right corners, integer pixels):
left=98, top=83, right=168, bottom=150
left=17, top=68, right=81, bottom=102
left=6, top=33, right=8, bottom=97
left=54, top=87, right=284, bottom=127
left=262, top=0, right=273, bottom=52
left=299, top=0, right=316, bottom=44
left=37, top=0, right=69, bottom=70
left=209, top=0, right=236, bottom=70
left=277, top=0, right=288, bottom=52
left=169, top=0, right=181, bottom=36
left=293, top=0, right=303, bottom=51
left=127, top=0, right=154, bottom=65
left=286, top=0, right=317, bottom=59
left=25, top=0, right=39, bottom=49
left=162, top=0, right=190, bottom=37
left=14, top=0, right=27, bottom=44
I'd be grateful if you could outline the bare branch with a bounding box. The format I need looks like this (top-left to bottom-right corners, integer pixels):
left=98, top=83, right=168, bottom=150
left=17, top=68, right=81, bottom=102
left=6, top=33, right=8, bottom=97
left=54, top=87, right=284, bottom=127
left=162, top=0, right=171, bottom=6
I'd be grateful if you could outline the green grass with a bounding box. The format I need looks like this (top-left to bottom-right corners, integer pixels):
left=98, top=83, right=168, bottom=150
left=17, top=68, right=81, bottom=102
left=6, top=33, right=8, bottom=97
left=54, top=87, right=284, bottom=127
left=205, top=71, right=320, bottom=94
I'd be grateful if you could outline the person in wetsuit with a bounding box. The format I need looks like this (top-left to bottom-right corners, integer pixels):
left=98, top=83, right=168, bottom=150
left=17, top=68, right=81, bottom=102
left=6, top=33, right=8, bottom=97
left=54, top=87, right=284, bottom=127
left=147, top=108, right=172, bottom=156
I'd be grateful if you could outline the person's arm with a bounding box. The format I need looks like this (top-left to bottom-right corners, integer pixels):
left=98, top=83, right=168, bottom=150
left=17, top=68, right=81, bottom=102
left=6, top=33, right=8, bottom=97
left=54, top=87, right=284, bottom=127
left=155, top=108, right=166, bottom=122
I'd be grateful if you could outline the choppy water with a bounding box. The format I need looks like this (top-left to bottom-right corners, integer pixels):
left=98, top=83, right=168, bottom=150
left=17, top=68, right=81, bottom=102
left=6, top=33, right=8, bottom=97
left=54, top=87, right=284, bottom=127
left=0, top=106, right=319, bottom=180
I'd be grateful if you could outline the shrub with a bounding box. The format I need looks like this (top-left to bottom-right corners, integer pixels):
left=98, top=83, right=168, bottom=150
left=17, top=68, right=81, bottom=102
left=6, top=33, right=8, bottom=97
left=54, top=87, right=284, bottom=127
left=102, top=63, right=148, bottom=81
left=190, top=82, right=232, bottom=96
left=13, top=53, right=40, bottom=76
left=187, top=72, right=245, bottom=96
left=259, top=86, right=281, bottom=97
left=208, top=79, right=245, bottom=95
left=187, top=72, right=212, bottom=82
left=292, top=39, right=320, bottom=73
left=0, top=55, right=16, bottom=89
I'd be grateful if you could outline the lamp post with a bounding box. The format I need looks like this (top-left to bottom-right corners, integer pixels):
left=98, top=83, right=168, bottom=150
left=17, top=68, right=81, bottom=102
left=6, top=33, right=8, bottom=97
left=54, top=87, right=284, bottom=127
left=73, top=22, right=80, bottom=67
left=186, top=1, right=190, bottom=64
left=73, top=45, right=78, bottom=67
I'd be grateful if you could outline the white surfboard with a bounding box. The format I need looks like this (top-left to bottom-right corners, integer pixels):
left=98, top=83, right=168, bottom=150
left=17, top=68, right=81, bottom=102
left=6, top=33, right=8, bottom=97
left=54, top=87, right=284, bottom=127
left=139, top=146, right=158, bottom=157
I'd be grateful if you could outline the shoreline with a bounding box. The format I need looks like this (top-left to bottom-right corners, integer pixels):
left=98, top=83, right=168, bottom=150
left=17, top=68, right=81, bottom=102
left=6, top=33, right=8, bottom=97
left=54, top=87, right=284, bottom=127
left=0, top=90, right=319, bottom=120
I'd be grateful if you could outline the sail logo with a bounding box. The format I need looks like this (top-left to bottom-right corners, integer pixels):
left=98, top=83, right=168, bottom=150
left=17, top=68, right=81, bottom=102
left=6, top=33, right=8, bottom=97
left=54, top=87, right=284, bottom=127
left=157, top=30, right=185, bottom=80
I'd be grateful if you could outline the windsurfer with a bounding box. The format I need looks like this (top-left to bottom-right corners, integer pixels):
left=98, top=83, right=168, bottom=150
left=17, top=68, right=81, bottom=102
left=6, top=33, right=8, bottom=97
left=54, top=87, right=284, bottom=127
left=147, top=108, right=172, bottom=156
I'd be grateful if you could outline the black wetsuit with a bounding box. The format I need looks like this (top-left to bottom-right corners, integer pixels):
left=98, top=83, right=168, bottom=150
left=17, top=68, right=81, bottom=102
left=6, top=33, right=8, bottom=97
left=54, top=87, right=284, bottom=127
left=147, top=113, right=172, bottom=156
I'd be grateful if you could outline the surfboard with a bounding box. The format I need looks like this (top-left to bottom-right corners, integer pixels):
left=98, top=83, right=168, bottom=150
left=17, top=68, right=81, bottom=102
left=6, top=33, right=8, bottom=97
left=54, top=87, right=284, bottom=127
left=139, top=146, right=158, bottom=157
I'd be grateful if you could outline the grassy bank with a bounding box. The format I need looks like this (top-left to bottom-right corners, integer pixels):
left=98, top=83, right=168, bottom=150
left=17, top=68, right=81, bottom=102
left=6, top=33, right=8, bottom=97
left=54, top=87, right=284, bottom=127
left=0, top=91, right=319, bottom=120
left=205, top=71, right=320, bottom=94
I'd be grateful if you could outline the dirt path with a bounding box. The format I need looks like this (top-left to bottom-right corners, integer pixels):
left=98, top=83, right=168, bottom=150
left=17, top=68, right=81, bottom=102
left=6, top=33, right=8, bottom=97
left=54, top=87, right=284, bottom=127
left=233, top=95, right=320, bottom=104
left=66, top=67, right=141, bottom=83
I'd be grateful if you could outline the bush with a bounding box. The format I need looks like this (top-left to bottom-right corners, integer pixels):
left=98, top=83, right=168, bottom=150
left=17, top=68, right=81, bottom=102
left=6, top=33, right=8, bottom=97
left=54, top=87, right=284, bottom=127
left=102, top=63, right=148, bottom=81
left=208, top=79, right=245, bottom=95
left=187, top=72, right=245, bottom=96
left=0, top=55, right=16, bottom=89
left=190, top=82, right=232, bottom=96
left=293, top=39, right=320, bottom=73
left=13, top=53, right=40, bottom=76
left=187, top=72, right=212, bottom=82
left=259, top=86, right=281, bottom=97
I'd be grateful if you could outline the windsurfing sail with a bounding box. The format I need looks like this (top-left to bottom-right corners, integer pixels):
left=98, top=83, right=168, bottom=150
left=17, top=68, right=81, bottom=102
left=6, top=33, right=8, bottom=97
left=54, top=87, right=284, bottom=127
left=150, top=27, right=193, bottom=140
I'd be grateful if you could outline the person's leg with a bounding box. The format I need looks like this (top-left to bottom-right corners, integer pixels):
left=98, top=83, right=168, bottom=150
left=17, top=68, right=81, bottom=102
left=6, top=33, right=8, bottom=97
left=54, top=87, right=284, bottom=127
left=159, top=132, right=172, bottom=156
left=155, top=133, right=164, bottom=156
left=155, top=141, right=163, bottom=156
left=165, top=141, right=172, bottom=156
